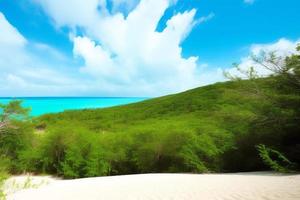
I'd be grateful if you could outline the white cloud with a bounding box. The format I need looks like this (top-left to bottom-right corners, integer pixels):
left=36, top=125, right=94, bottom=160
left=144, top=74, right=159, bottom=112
left=227, top=38, right=300, bottom=78
left=33, top=0, right=101, bottom=29
left=0, top=12, right=83, bottom=96
left=250, top=38, right=299, bottom=57
left=34, top=0, right=211, bottom=95
left=0, top=13, right=27, bottom=46
left=2, top=2, right=300, bottom=97
left=73, top=36, right=125, bottom=81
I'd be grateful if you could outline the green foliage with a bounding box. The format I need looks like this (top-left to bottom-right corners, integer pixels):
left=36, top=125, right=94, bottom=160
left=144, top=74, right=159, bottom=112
left=0, top=156, right=10, bottom=200
left=0, top=100, right=33, bottom=174
left=59, top=129, right=110, bottom=178
left=256, top=144, right=294, bottom=173
left=21, top=124, right=111, bottom=178
left=0, top=100, right=30, bottom=123
left=31, top=71, right=299, bottom=176
left=2, top=74, right=300, bottom=177
left=0, top=157, right=9, bottom=184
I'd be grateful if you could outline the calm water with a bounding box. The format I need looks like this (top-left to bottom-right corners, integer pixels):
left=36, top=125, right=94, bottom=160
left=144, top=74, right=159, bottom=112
left=0, top=97, right=147, bottom=116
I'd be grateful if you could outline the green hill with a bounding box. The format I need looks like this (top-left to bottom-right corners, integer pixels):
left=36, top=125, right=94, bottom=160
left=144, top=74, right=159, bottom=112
left=1, top=63, right=299, bottom=179
left=30, top=77, right=299, bottom=178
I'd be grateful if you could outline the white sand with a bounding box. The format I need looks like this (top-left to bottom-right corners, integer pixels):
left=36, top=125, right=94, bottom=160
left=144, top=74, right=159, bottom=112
left=5, top=172, right=300, bottom=200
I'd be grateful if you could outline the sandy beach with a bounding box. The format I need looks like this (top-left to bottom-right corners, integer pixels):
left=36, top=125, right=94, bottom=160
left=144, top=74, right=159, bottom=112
left=4, top=172, right=300, bottom=200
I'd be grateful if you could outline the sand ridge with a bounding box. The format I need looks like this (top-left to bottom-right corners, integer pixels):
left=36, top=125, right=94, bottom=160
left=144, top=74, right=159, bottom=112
left=6, top=172, right=300, bottom=200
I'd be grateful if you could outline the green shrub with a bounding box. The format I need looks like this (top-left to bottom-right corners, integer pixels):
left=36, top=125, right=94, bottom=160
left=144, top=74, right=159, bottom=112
left=29, top=124, right=111, bottom=178
left=256, top=144, right=295, bottom=173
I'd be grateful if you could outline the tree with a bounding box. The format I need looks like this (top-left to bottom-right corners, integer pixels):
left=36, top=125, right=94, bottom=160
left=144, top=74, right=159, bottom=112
left=224, top=44, right=300, bottom=87
left=0, top=100, right=32, bottom=173
left=223, top=45, right=300, bottom=172
left=0, top=100, right=30, bottom=130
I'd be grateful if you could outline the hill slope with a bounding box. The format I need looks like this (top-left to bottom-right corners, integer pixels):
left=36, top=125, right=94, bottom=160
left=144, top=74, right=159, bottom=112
left=26, top=77, right=298, bottom=178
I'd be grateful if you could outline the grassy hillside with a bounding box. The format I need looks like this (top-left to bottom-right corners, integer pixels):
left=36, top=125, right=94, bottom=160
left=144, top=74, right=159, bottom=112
left=1, top=72, right=299, bottom=178
left=28, top=76, right=299, bottom=177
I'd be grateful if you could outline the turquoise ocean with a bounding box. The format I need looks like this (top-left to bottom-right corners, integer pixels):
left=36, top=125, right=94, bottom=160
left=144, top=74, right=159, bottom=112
left=0, top=97, right=147, bottom=116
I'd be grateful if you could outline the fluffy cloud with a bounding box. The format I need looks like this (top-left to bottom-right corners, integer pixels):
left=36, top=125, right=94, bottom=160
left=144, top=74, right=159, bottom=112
left=4, top=1, right=298, bottom=97
left=34, top=0, right=211, bottom=95
left=250, top=38, right=299, bottom=57
left=0, top=13, right=26, bottom=46
left=0, top=7, right=202, bottom=97
left=0, top=13, right=27, bottom=71
left=227, top=38, right=300, bottom=78
left=33, top=0, right=101, bottom=28
left=0, top=12, right=82, bottom=96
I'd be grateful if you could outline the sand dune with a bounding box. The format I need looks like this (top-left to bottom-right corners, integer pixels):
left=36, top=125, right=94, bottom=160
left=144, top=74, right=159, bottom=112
left=5, top=172, right=300, bottom=200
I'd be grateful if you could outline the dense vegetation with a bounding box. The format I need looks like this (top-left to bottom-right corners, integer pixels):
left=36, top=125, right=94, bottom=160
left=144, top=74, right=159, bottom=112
left=0, top=46, right=299, bottom=179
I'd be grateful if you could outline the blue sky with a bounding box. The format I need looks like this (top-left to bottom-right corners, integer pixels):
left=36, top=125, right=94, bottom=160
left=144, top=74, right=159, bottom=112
left=0, top=0, right=299, bottom=97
